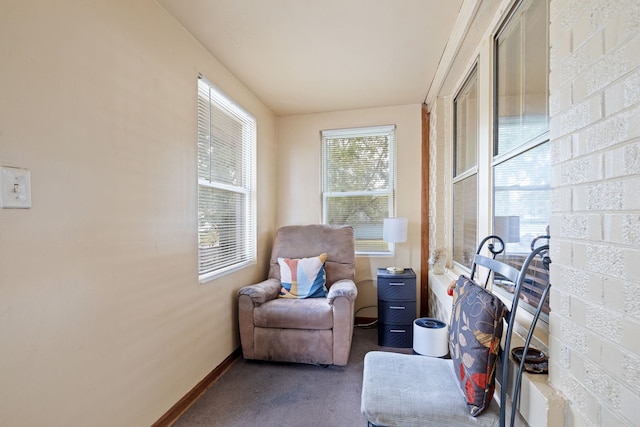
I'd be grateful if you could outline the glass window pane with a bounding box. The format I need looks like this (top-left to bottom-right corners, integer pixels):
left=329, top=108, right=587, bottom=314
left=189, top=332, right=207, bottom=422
left=453, top=174, right=477, bottom=269
left=210, top=108, right=244, bottom=186
left=325, top=194, right=390, bottom=253
left=523, top=0, right=549, bottom=134
left=454, top=68, right=478, bottom=175
left=493, top=143, right=550, bottom=316
left=198, top=185, right=248, bottom=272
left=493, top=143, right=550, bottom=253
left=325, top=135, right=389, bottom=192
left=325, top=195, right=390, bottom=227
left=496, top=0, right=549, bottom=156
left=497, top=19, right=522, bottom=156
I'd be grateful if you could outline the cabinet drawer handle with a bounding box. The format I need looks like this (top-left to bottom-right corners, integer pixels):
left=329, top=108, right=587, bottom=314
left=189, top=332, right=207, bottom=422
left=390, top=329, right=406, bottom=333
left=389, top=306, right=406, bottom=310
left=390, top=282, right=405, bottom=286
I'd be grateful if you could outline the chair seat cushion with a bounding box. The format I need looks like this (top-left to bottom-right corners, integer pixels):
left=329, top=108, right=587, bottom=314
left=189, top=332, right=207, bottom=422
left=361, top=351, right=499, bottom=427
left=254, top=297, right=333, bottom=329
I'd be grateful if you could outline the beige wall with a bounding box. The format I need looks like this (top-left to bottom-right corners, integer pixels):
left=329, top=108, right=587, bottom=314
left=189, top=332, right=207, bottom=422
left=0, top=1, right=277, bottom=426
left=276, top=106, right=423, bottom=318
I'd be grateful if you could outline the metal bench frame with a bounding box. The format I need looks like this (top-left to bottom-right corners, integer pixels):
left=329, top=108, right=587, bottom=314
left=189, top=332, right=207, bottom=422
left=471, top=235, right=551, bottom=427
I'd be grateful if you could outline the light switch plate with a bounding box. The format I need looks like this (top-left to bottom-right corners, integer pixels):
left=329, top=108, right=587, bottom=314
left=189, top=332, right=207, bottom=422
left=0, top=166, right=32, bottom=208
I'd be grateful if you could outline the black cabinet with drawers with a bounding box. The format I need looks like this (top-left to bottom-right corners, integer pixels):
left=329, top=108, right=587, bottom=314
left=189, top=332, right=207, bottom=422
left=377, top=268, right=416, bottom=348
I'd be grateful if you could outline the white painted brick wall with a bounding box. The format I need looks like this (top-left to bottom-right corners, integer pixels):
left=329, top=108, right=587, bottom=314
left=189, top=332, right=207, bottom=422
left=429, top=97, right=450, bottom=259
left=550, top=0, right=640, bottom=424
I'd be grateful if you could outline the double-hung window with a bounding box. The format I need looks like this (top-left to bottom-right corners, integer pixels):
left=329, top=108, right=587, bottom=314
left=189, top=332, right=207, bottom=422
left=197, top=76, right=256, bottom=281
left=321, top=125, right=396, bottom=254
left=492, top=0, right=550, bottom=316
left=453, top=67, right=479, bottom=269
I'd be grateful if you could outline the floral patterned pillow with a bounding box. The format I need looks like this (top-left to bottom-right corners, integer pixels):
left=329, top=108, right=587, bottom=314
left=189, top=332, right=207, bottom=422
left=449, top=275, right=507, bottom=416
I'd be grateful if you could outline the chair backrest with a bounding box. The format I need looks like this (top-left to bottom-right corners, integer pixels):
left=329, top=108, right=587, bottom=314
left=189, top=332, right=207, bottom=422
left=468, top=235, right=551, bottom=427
left=267, top=224, right=356, bottom=287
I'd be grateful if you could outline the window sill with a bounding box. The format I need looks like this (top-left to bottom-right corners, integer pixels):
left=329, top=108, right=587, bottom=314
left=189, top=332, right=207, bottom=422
left=199, top=259, right=256, bottom=284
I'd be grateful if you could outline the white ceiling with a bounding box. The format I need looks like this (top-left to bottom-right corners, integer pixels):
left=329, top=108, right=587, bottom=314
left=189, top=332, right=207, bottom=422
left=157, top=0, right=466, bottom=116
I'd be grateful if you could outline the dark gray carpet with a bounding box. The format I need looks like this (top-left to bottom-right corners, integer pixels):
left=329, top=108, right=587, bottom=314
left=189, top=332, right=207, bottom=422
left=173, top=326, right=411, bottom=427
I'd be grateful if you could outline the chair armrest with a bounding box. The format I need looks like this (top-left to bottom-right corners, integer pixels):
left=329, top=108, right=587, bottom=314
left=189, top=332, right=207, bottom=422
left=238, top=278, right=281, bottom=306
left=327, top=279, right=358, bottom=305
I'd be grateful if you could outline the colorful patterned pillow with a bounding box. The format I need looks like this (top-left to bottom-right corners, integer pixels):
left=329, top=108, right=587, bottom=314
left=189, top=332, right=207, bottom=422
left=278, top=253, right=328, bottom=299
left=449, top=275, right=507, bottom=416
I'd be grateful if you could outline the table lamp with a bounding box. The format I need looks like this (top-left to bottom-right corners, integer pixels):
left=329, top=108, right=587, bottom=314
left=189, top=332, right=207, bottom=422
left=383, top=217, right=408, bottom=273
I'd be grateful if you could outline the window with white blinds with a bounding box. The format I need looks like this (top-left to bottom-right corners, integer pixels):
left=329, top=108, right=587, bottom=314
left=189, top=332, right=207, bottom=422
left=321, top=125, right=395, bottom=254
left=197, top=76, right=256, bottom=282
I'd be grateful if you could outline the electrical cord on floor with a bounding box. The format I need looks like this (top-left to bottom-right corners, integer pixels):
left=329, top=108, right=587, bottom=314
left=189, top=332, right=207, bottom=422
left=355, top=319, right=378, bottom=328
left=354, top=305, right=378, bottom=328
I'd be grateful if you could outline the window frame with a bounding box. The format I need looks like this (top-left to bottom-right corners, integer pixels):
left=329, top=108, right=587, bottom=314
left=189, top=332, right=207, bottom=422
left=491, top=0, right=550, bottom=319
left=444, top=0, right=551, bottom=319
left=321, top=125, right=396, bottom=255
left=452, top=65, right=479, bottom=269
left=197, top=75, right=257, bottom=282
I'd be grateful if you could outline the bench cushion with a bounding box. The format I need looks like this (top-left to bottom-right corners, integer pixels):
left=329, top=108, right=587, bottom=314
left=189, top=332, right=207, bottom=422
left=361, top=351, right=499, bottom=426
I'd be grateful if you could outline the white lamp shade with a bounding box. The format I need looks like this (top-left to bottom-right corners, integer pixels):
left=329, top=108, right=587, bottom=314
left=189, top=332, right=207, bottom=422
left=383, top=217, right=408, bottom=243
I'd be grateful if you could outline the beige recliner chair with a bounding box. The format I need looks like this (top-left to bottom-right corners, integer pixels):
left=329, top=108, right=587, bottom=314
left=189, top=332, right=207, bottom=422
left=238, top=224, right=357, bottom=366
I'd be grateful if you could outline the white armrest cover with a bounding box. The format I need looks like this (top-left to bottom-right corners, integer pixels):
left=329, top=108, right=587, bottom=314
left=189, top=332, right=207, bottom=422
left=327, top=279, right=357, bottom=305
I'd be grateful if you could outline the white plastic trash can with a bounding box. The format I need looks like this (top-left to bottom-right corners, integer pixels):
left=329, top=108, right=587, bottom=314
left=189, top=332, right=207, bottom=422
left=413, top=318, right=449, bottom=357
